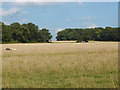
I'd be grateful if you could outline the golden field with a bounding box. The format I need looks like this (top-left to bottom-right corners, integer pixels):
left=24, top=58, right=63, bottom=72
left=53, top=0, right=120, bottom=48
left=2, top=42, right=118, bottom=88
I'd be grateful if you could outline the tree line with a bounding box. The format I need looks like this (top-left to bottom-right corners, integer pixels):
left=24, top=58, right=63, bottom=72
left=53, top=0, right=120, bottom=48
left=1, top=21, right=119, bottom=43
left=1, top=22, right=52, bottom=43
left=56, top=27, right=119, bottom=42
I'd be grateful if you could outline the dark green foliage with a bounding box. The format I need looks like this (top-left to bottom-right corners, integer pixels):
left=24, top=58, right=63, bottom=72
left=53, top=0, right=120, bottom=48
left=22, top=23, right=39, bottom=42
left=56, top=27, right=119, bottom=42
left=2, top=22, right=52, bottom=43
left=2, top=23, right=13, bottom=43
left=38, top=29, right=52, bottom=42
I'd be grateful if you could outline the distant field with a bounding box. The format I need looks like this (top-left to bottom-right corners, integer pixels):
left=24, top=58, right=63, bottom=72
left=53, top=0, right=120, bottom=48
left=52, top=41, right=102, bottom=43
left=52, top=41, right=76, bottom=43
left=52, top=41, right=118, bottom=43
left=2, top=42, right=118, bottom=88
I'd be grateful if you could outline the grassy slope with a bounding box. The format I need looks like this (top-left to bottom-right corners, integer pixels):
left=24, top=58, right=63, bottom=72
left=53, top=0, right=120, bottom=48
left=2, top=42, right=118, bottom=88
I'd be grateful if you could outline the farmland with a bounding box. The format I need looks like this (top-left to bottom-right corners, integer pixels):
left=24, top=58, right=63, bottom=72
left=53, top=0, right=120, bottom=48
left=2, top=42, right=118, bottom=88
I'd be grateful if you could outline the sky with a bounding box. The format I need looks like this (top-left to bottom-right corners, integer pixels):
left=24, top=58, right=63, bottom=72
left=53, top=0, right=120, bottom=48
left=0, top=2, right=118, bottom=41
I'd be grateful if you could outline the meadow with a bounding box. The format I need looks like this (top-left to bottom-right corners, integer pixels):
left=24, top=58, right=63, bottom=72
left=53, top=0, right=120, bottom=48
left=2, top=42, right=118, bottom=88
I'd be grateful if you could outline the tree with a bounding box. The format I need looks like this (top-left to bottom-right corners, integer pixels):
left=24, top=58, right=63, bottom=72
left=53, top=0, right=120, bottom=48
left=2, top=22, right=53, bottom=43
left=2, top=23, right=13, bottom=43
left=39, top=28, right=52, bottom=42
left=56, top=27, right=119, bottom=42
left=22, top=23, right=39, bottom=42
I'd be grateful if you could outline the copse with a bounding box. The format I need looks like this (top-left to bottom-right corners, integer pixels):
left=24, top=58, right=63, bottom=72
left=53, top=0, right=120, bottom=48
left=56, top=27, right=119, bottom=42
left=22, top=23, right=39, bottom=42
left=2, top=22, right=52, bottom=43
left=38, top=29, right=52, bottom=42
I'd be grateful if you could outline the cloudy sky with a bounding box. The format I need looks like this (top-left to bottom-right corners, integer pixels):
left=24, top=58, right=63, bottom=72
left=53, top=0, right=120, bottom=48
left=0, top=2, right=118, bottom=40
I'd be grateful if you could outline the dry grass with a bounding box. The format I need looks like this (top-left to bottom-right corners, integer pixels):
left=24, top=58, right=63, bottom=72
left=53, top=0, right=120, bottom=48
left=52, top=41, right=76, bottom=43
left=2, top=42, right=118, bottom=88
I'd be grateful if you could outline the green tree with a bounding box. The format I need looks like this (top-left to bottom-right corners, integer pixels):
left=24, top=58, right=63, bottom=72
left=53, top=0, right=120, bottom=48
left=2, top=23, right=13, bottom=43
left=22, top=23, right=39, bottom=42
left=39, top=28, right=52, bottom=42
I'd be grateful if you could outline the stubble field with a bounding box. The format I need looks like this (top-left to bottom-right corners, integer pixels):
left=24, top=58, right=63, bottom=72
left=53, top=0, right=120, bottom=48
left=2, top=42, right=118, bottom=88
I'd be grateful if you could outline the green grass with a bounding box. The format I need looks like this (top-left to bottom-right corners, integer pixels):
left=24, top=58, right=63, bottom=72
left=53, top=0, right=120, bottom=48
left=3, top=68, right=118, bottom=88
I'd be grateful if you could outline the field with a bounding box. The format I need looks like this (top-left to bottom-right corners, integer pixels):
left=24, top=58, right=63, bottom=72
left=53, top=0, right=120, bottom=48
left=2, top=42, right=118, bottom=88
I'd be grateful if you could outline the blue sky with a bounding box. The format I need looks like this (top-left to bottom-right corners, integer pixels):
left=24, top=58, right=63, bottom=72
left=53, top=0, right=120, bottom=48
left=1, top=2, right=118, bottom=41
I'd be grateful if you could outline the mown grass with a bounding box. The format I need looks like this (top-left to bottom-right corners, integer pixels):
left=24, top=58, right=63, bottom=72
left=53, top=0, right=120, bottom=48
left=2, top=42, right=118, bottom=88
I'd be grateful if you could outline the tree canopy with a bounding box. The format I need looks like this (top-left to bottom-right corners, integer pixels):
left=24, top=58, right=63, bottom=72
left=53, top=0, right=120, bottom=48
left=1, top=21, right=119, bottom=43
left=56, top=27, right=119, bottom=42
left=2, top=22, right=52, bottom=43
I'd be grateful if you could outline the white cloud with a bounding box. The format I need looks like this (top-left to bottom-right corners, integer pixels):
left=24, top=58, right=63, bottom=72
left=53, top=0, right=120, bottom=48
left=87, top=24, right=97, bottom=28
left=82, top=22, right=98, bottom=28
left=0, top=7, right=28, bottom=17
left=0, top=7, right=21, bottom=17
left=55, top=28, right=63, bottom=32
left=82, top=22, right=90, bottom=26
left=4, top=21, right=10, bottom=25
